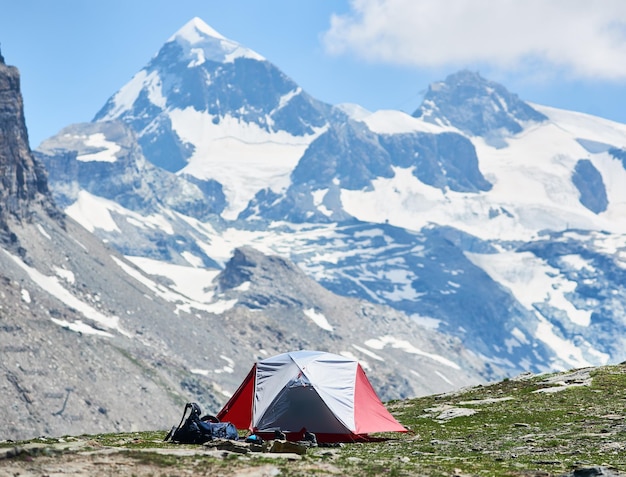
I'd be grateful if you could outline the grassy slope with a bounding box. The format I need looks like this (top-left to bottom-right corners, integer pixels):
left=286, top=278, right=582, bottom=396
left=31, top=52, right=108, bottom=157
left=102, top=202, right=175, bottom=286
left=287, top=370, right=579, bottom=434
left=1, top=363, right=625, bottom=476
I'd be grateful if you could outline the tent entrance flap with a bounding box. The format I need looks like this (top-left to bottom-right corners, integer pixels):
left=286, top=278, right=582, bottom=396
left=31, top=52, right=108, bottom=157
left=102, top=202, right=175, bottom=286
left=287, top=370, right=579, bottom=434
left=255, top=379, right=349, bottom=434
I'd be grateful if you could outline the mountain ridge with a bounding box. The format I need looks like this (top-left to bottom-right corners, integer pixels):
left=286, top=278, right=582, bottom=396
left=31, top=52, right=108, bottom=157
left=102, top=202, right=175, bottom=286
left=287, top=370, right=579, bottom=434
left=36, top=17, right=626, bottom=378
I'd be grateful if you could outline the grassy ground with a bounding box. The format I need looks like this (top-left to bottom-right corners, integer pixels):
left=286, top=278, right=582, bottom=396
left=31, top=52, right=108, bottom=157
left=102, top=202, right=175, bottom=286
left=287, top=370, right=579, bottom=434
left=1, top=364, right=625, bottom=476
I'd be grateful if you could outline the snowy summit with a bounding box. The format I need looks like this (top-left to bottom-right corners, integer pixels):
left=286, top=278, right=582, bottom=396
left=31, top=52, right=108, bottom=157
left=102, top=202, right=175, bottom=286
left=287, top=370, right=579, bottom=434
left=167, top=16, right=265, bottom=64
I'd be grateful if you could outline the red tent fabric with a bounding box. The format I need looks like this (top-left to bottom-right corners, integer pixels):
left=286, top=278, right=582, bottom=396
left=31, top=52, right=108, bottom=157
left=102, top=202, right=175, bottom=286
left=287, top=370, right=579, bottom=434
left=217, top=364, right=256, bottom=429
left=216, top=350, right=407, bottom=442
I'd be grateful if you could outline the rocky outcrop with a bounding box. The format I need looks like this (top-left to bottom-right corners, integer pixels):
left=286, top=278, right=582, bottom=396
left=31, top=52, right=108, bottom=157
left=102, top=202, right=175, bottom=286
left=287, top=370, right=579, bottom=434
left=413, top=70, right=548, bottom=137
left=214, top=246, right=492, bottom=399
left=0, top=54, right=60, bottom=246
left=37, top=120, right=224, bottom=219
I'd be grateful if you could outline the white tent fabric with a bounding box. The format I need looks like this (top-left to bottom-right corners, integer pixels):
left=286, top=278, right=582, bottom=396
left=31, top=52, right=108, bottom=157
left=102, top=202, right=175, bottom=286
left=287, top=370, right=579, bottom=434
left=254, top=350, right=358, bottom=432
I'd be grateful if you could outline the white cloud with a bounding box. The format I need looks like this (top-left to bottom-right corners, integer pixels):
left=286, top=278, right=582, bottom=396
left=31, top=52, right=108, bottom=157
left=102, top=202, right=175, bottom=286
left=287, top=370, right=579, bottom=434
left=323, top=0, right=626, bottom=79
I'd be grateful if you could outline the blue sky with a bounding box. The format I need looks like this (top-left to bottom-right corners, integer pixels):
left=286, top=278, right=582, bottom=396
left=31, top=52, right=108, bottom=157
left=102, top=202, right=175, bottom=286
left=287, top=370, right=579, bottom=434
left=3, top=0, right=626, bottom=147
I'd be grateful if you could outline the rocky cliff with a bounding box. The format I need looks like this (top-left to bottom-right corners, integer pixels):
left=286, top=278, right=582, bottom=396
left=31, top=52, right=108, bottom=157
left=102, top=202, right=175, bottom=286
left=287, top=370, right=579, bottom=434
left=0, top=52, right=59, bottom=246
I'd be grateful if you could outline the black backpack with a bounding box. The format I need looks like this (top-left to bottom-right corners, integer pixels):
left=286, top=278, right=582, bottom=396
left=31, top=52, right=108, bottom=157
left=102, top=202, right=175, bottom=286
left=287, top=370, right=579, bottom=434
left=165, top=402, right=239, bottom=444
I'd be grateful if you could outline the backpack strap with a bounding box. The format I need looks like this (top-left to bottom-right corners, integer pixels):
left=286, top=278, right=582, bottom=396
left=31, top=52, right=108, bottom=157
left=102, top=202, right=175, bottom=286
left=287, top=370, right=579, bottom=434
left=164, top=402, right=194, bottom=442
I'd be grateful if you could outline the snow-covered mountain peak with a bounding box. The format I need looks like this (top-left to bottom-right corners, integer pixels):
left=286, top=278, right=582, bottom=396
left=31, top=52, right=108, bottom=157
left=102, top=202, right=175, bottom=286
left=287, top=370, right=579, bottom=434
left=413, top=70, right=548, bottom=138
left=167, top=16, right=265, bottom=64
left=171, top=16, right=227, bottom=41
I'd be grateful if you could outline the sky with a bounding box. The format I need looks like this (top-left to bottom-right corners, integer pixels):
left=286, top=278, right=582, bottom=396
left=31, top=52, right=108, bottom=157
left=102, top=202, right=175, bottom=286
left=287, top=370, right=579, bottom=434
left=3, top=0, right=626, bottom=147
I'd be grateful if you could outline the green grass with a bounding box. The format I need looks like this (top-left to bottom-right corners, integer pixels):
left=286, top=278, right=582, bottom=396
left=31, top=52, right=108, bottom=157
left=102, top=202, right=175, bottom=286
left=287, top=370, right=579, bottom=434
left=3, top=364, right=626, bottom=476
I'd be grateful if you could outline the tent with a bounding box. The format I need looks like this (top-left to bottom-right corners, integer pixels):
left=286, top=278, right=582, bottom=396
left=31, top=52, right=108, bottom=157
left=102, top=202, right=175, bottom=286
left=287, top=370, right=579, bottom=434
left=216, top=350, right=407, bottom=442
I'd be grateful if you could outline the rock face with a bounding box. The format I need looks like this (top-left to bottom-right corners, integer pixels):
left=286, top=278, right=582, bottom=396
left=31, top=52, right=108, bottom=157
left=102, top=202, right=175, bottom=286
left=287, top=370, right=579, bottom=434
left=572, top=159, right=608, bottom=214
left=0, top=56, right=58, bottom=245
left=37, top=120, right=224, bottom=219
left=36, top=120, right=225, bottom=265
left=413, top=70, right=548, bottom=137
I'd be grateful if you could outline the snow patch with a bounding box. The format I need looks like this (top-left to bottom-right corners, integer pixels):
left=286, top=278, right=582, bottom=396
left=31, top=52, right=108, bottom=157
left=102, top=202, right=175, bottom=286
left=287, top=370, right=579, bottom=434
left=66, top=191, right=121, bottom=233
left=304, top=308, right=333, bottom=331
left=66, top=191, right=175, bottom=235
left=5, top=250, right=127, bottom=336
left=364, top=335, right=460, bottom=369
left=168, top=17, right=265, bottom=64
left=466, top=250, right=592, bottom=327
left=172, top=17, right=226, bottom=42
left=21, top=289, right=31, bottom=303
left=214, top=355, right=235, bottom=374
left=54, top=267, right=75, bottom=285
left=36, top=224, right=51, bottom=240
left=181, top=251, right=204, bottom=268
left=411, top=314, right=442, bottom=330
left=111, top=257, right=237, bottom=314
left=351, top=344, right=385, bottom=361
left=335, top=103, right=372, bottom=121
left=76, top=133, right=121, bottom=162
left=276, top=88, right=302, bottom=111
left=435, top=370, right=455, bottom=385
left=233, top=281, right=250, bottom=292
left=50, top=318, right=114, bottom=337
left=171, top=107, right=324, bottom=219
left=190, top=369, right=209, bottom=376
left=125, top=255, right=220, bottom=303
left=100, top=70, right=148, bottom=120
left=363, top=109, right=453, bottom=135
left=380, top=268, right=421, bottom=301
left=312, top=189, right=333, bottom=216
left=534, top=315, right=609, bottom=368
left=511, top=327, right=529, bottom=344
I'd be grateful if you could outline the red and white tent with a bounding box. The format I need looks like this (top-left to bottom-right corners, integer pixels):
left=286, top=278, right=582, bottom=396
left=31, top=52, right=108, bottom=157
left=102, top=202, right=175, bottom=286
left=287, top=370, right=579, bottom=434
left=216, top=350, right=407, bottom=442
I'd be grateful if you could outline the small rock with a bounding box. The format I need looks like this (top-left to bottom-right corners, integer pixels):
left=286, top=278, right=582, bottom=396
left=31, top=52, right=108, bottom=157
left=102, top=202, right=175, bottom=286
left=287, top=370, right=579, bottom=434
left=0, top=446, right=23, bottom=460
left=269, top=440, right=307, bottom=455
left=559, top=466, right=622, bottom=477
left=205, top=438, right=250, bottom=454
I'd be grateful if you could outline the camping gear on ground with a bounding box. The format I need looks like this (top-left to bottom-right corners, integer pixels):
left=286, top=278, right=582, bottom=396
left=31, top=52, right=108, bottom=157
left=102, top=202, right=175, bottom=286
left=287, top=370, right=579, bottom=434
left=216, top=350, right=407, bottom=443
left=165, top=402, right=239, bottom=444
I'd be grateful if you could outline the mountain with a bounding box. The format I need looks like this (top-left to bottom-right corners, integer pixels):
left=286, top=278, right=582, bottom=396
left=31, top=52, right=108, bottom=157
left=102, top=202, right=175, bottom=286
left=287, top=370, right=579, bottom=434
left=35, top=17, right=626, bottom=396
left=92, top=17, right=339, bottom=220
left=2, top=48, right=487, bottom=440
left=413, top=69, right=549, bottom=138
